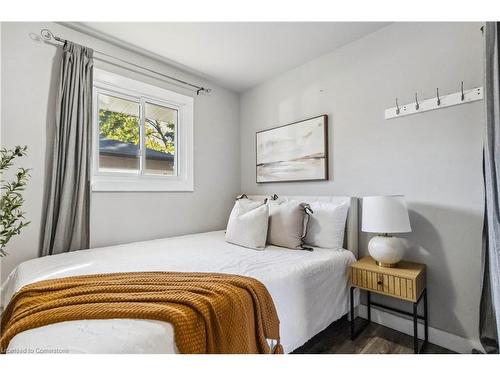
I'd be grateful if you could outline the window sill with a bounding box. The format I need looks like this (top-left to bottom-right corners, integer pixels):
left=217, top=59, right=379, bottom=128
left=91, top=176, right=194, bottom=192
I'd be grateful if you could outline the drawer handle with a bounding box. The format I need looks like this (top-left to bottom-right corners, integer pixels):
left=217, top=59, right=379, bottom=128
left=377, top=280, right=383, bottom=285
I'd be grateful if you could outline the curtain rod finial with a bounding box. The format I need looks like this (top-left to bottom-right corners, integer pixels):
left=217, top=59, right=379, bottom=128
left=40, top=29, right=54, bottom=41
left=196, top=87, right=212, bottom=95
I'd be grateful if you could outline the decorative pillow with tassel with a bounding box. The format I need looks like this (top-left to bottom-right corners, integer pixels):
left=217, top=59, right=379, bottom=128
left=267, top=197, right=313, bottom=250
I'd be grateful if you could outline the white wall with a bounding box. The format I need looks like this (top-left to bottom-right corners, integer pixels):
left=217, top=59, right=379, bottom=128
left=240, top=22, right=485, bottom=348
left=0, top=22, right=240, bottom=280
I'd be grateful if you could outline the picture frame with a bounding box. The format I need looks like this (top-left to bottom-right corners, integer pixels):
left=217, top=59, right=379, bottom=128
left=256, top=115, right=328, bottom=183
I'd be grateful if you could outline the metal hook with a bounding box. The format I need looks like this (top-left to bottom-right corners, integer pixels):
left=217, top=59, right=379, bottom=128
left=436, top=88, right=441, bottom=106
left=461, top=81, right=465, bottom=101
left=395, top=98, right=400, bottom=115
left=415, top=92, right=420, bottom=110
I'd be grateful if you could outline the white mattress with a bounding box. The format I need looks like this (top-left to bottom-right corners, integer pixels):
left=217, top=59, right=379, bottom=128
left=1, top=230, right=356, bottom=354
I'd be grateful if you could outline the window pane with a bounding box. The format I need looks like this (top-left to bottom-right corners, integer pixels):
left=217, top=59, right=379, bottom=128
left=144, top=102, right=177, bottom=176
left=98, top=94, right=140, bottom=173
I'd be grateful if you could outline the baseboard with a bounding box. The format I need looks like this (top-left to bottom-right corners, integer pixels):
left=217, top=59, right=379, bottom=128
left=357, top=304, right=483, bottom=354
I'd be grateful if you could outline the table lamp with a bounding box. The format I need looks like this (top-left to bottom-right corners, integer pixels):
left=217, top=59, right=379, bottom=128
left=362, top=195, right=412, bottom=268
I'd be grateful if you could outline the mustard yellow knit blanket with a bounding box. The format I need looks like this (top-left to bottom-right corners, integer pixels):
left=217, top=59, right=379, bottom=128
left=1, top=272, right=283, bottom=354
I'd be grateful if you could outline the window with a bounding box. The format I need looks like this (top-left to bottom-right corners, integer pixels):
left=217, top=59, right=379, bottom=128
left=92, top=69, right=193, bottom=191
left=98, top=93, right=141, bottom=174
left=144, top=102, right=177, bottom=176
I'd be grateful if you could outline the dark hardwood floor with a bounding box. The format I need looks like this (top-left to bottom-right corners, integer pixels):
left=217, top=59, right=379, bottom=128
left=292, top=316, right=456, bottom=354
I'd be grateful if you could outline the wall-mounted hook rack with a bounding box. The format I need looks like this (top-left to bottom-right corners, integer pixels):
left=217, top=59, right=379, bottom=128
left=385, top=85, right=483, bottom=120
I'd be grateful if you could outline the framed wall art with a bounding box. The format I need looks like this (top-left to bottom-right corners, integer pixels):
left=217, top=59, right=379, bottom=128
left=256, top=115, right=328, bottom=183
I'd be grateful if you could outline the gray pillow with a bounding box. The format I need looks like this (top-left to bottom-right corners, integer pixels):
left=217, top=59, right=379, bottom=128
left=267, top=198, right=312, bottom=250
left=225, top=197, right=269, bottom=250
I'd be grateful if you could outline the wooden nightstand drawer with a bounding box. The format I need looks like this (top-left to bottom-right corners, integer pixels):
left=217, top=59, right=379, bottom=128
left=351, top=268, right=416, bottom=300
left=350, top=256, right=426, bottom=302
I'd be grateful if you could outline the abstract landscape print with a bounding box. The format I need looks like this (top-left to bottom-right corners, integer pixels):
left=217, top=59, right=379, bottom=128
left=256, top=115, right=328, bottom=183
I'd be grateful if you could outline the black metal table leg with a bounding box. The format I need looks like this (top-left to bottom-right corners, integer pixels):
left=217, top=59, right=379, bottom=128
left=424, top=289, right=428, bottom=343
left=413, top=301, right=418, bottom=353
left=350, top=286, right=355, bottom=339
left=367, top=291, right=371, bottom=322
left=350, top=287, right=370, bottom=340
left=412, top=289, right=428, bottom=353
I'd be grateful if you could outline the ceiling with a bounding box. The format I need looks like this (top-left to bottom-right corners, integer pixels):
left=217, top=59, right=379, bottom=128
left=78, top=22, right=390, bottom=92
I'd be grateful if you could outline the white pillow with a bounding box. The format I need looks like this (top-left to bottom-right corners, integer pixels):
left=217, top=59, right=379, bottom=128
left=225, top=198, right=269, bottom=250
left=304, top=201, right=349, bottom=249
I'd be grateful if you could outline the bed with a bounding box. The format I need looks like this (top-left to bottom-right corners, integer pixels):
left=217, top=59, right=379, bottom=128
left=1, top=195, right=358, bottom=354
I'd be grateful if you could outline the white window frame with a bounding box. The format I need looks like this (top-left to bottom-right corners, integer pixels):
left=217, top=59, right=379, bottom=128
left=92, top=69, right=194, bottom=192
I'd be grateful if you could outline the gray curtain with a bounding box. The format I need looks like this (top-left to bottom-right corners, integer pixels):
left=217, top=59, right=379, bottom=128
left=480, top=22, right=500, bottom=354
left=41, top=42, right=94, bottom=256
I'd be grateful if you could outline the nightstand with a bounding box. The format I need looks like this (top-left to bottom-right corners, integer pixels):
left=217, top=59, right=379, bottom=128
left=349, top=256, right=428, bottom=353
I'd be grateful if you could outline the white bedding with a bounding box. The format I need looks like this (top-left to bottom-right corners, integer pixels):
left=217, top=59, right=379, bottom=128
left=1, top=230, right=356, bottom=354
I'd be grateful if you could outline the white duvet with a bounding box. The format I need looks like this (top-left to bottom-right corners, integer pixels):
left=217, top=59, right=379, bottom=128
left=1, top=230, right=355, bottom=354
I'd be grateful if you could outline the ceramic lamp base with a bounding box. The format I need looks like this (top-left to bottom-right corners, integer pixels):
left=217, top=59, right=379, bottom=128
left=368, top=235, right=405, bottom=268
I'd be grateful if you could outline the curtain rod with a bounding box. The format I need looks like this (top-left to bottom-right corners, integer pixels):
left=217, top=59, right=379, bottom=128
left=40, top=29, right=211, bottom=95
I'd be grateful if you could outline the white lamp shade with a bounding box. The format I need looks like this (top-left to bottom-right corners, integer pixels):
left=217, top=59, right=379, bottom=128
left=362, top=196, right=411, bottom=234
